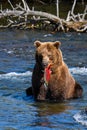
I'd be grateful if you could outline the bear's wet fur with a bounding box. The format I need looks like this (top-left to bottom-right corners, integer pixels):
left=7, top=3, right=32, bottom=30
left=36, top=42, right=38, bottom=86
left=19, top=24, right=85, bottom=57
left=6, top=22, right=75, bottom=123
left=26, top=41, right=83, bottom=102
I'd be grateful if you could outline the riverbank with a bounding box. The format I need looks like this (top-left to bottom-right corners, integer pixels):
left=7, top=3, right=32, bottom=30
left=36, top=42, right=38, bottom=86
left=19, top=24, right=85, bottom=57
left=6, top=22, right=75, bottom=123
left=0, top=0, right=87, bottom=32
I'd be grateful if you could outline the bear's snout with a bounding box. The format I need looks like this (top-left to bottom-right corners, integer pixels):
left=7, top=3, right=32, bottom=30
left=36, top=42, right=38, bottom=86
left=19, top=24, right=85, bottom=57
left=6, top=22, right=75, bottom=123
left=42, top=56, right=50, bottom=68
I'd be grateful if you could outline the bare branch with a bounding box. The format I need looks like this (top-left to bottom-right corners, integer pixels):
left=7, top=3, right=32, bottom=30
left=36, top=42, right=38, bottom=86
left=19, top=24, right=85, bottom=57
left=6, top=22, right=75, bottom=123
left=22, top=0, right=30, bottom=11
left=8, top=0, right=14, bottom=10
left=82, top=5, right=87, bottom=20
left=71, top=0, right=77, bottom=15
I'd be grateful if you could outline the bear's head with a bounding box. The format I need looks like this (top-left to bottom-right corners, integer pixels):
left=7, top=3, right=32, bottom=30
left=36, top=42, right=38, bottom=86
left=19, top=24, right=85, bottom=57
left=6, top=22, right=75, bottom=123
left=34, top=41, right=63, bottom=71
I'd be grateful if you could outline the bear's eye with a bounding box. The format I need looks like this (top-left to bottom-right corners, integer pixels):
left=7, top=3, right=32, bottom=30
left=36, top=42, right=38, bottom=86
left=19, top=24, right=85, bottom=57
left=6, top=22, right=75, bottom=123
left=48, top=54, right=53, bottom=60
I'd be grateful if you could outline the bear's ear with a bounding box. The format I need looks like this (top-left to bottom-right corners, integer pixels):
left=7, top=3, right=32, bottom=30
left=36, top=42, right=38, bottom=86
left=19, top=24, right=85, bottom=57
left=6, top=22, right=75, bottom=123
left=53, top=41, right=61, bottom=49
left=34, top=41, right=41, bottom=48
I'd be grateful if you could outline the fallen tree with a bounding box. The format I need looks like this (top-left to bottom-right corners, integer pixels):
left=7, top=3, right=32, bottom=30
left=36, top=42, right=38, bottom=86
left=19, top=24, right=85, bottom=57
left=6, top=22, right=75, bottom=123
left=0, top=0, right=87, bottom=32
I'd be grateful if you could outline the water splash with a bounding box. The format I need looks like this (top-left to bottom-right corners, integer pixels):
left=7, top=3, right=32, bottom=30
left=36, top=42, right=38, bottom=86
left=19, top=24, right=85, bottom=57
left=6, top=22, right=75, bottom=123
left=70, top=67, right=87, bottom=75
left=0, top=71, right=32, bottom=80
left=73, top=110, right=87, bottom=127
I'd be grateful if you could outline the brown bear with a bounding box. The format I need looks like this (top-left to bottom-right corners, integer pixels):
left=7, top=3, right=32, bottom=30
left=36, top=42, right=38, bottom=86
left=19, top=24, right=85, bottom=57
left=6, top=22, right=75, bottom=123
left=26, top=41, right=83, bottom=102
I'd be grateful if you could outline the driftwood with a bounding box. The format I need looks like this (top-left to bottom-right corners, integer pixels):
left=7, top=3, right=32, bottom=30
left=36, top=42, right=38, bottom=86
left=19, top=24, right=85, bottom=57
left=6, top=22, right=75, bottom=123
left=0, top=0, right=87, bottom=32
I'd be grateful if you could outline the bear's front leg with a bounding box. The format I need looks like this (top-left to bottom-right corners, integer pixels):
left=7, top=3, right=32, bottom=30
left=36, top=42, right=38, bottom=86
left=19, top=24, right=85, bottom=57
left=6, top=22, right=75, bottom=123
left=37, top=85, right=47, bottom=101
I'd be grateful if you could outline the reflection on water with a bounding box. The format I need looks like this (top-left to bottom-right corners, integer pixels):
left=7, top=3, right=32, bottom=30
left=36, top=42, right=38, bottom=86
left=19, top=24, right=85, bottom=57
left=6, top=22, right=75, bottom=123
left=35, top=102, right=69, bottom=116
left=0, top=29, right=87, bottom=129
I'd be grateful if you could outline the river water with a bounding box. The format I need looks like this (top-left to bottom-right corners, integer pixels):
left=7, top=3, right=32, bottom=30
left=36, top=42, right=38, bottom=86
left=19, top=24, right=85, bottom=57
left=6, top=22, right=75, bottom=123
left=0, top=29, right=87, bottom=130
